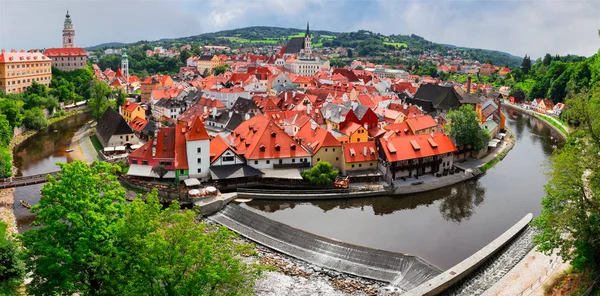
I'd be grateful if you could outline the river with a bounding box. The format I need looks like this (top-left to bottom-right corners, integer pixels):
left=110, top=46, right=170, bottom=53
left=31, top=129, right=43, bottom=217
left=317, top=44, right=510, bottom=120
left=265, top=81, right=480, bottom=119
left=11, top=109, right=562, bottom=269
left=242, top=108, right=564, bottom=270
left=12, top=112, right=92, bottom=232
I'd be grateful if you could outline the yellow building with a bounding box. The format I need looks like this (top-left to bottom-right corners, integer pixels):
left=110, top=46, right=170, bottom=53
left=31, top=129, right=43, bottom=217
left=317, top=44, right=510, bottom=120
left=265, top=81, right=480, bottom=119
left=296, top=124, right=343, bottom=170
left=341, top=141, right=378, bottom=175
left=197, top=55, right=223, bottom=74
left=341, top=122, right=369, bottom=143
left=121, top=101, right=145, bottom=123
left=0, top=49, right=52, bottom=94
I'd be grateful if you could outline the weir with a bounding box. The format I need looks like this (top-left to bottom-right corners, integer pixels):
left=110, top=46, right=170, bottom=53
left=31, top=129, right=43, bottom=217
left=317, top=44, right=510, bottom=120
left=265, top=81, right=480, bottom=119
left=209, top=204, right=441, bottom=291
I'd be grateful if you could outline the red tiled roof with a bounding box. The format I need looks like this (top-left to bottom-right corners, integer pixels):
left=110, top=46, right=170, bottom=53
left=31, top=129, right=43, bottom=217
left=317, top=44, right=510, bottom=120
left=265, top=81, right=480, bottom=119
left=0, top=51, right=50, bottom=63
left=379, top=132, right=457, bottom=162
left=341, top=122, right=363, bottom=137
left=174, top=124, right=188, bottom=169
left=123, top=101, right=140, bottom=113
left=295, top=123, right=341, bottom=152
left=129, top=116, right=148, bottom=132
left=43, top=47, right=86, bottom=57
left=128, top=140, right=153, bottom=159
left=384, top=122, right=412, bottom=136
left=186, top=116, right=210, bottom=141
left=155, top=127, right=176, bottom=159
left=229, top=115, right=311, bottom=160
left=343, top=141, right=377, bottom=163
left=406, top=115, right=437, bottom=132
left=210, top=135, right=235, bottom=163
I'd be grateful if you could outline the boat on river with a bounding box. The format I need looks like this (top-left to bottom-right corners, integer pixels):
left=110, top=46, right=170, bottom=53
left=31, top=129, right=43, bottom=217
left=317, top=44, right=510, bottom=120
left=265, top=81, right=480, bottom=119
left=19, top=200, right=31, bottom=209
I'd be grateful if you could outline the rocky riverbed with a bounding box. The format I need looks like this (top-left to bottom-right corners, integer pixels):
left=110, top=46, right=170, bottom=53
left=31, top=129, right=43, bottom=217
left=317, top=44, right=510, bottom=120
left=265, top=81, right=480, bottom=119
left=240, top=237, right=386, bottom=296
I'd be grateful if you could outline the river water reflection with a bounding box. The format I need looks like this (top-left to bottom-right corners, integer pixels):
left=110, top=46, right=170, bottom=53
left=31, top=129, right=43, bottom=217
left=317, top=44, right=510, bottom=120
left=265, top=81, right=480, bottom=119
left=12, top=112, right=92, bottom=232
left=243, top=108, right=563, bottom=270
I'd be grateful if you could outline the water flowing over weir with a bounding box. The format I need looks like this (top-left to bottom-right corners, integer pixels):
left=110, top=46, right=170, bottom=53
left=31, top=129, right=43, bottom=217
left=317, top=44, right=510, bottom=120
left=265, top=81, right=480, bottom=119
left=209, top=204, right=441, bottom=290
left=440, top=227, right=538, bottom=296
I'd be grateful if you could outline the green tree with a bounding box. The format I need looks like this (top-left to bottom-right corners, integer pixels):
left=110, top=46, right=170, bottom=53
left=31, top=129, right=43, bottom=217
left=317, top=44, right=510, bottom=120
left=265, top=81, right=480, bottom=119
left=152, top=164, right=168, bottom=179
left=22, top=107, right=48, bottom=130
left=532, top=90, right=600, bottom=272
left=20, top=161, right=127, bottom=296
left=0, top=114, right=13, bottom=147
left=23, top=80, right=48, bottom=98
left=0, top=148, right=11, bottom=178
left=543, top=53, right=552, bottom=66
left=347, top=48, right=353, bottom=58
left=113, top=88, right=127, bottom=108
left=301, top=161, right=339, bottom=185
left=213, top=65, right=227, bottom=76
left=202, top=68, right=210, bottom=77
left=522, top=55, right=532, bottom=75
left=111, top=191, right=264, bottom=295
left=0, top=99, right=22, bottom=128
left=0, top=222, right=25, bottom=295
left=89, top=81, right=113, bottom=119
left=446, top=105, right=491, bottom=151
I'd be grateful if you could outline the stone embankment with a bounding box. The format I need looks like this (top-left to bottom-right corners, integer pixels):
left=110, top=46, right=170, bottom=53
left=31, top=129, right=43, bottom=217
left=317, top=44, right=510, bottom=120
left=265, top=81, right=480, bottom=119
left=503, top=103, right=568, bottom=140
left=392, top=169, right=483, bottom=196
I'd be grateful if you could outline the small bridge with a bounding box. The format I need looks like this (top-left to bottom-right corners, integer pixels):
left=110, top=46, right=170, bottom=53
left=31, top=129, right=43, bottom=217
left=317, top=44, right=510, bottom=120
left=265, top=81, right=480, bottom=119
left=0, top=171, right=59, bottom=189
left=209, top=204, right=441, bottom=291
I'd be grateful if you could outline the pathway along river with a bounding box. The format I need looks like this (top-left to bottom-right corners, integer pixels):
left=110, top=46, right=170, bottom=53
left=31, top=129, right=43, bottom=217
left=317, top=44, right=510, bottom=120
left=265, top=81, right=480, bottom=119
left=12, top=112, right=92, bottom=232
left=243, top=107, right=564, bottom=270
left=12, top=109, right=562, bottom=270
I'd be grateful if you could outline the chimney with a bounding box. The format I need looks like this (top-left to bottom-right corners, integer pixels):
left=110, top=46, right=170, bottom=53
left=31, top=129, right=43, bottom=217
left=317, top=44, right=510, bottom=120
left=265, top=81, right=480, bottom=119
left=285, top=92, right=288, bottom=101
left=364, top=147, right=367, bottom=156
left=311, top=121, right=318, bottom=130
left=245, top=113, right=250, bottom=120
left=467, top=76, right=472, bottom=94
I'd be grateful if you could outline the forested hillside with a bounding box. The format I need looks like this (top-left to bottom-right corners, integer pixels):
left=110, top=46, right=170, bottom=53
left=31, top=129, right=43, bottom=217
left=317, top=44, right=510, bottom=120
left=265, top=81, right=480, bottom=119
left=89, top=26, right=523, bottom=67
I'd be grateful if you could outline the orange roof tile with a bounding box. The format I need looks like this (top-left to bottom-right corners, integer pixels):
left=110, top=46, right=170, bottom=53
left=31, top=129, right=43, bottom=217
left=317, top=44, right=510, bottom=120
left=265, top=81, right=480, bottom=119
left=406, top=115, right=437, bottom=132
left=155, top=127, right=175, bottom=159
left=229, top=115, right=311, bottom=160
left=210, top=135, right=236, bottom=163
left=295, top=123, right=341, bottom=152
left=123, top=101, right=141, bottom=113
left=174, top=124, right=188, bottom=170
left=43, top=47, right=86, bottom=57
left=341, top=122, right=363, bottom=137
left=379, top=132, right=456, bottom=162
left=129, top=116, right=148, bottom=132
left=185, top=116, right=210, bottom=141
left=343, top=141, right=377, bottom=163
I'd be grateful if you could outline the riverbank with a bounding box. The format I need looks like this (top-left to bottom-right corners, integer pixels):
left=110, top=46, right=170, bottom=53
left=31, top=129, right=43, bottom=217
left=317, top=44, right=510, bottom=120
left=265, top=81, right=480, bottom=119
left=504, top=102, right=568, bottom=140
left=2, top=109, right=92, bottom=236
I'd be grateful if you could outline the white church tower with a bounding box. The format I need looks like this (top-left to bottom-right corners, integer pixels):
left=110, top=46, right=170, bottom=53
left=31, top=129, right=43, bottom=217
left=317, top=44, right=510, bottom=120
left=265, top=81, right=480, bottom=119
left=121, top=50, right=129, bottom=78
left=303, top=22, right=312, bottom=57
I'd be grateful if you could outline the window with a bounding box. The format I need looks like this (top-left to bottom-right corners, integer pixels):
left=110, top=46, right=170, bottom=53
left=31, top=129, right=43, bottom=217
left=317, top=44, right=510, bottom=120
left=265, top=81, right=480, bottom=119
left=333, top=148, right=335, bottom=152
left=223, top=156, right=234, bottom=162
left=352, top=164, right=355, bottom=168
left=325, top=148, right=328, bottom=152
left=254, top=160, right=258, bottom=165
left=359, top=164, right=362, bottom=168
left=370, top=162, right=373, bottom=166
left=292, top=159, right=296, bottom=163
left=197, top=168, right=201, bottom=173
left=132, top=160, right=138, bottom=164
left=266, top=160, right=270, bottom=164
left=197, top=158, right=201, bottom=163
left=336, top=157, right=339, bottom=161
left=317, top=158, right=320, bottom=162
left=180, top=170, right=185, bottom=174
left=142, top=160, right=148, bottom=165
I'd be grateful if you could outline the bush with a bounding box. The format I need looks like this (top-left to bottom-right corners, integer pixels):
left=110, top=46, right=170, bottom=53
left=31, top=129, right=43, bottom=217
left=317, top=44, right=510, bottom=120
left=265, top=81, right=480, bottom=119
left=52, top=110, right=67, bottom=118
left=0, top=222, right=24, bottom=294
left=0, top=148, right=11, bottom=178
left=301, top=161, right=339, bottom=185
left=22, top=107, right=48, bottom=130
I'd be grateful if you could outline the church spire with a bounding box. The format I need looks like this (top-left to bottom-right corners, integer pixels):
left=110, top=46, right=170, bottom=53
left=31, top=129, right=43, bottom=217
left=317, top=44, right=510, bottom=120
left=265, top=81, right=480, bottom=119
left=306, top=22, right=310, bottom=38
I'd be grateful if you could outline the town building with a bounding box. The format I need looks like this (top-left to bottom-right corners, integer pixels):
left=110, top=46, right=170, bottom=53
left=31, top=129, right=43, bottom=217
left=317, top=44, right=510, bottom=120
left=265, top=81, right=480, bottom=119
left=341, top=141, right=378, bottom=175
left=121, top=101, right=145, bottom=123
left=229, top=115, right=312, bottom=169
left=95, top=107, right=140, bottom=148
left=43, top=11, right=87, bottom=71
left=378, top=132, right=456, bottom=180
left=295, top=123, right=343, bottom=170
left=185, top=117, right=211, bottom=179
left=140, top=75, right=174, bottom=103
left=0, top=49, right=52, bottom=94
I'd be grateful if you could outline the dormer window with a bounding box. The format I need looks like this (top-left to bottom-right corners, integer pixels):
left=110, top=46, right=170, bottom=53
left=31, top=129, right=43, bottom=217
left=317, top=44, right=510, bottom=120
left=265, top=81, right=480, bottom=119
left=291, top=144, right=296, bottom=151
left=260, top=144, right=266, bottom=152
left=271, top=131, right=277, bottom=138
left=275, top=144, right=281, bottom=151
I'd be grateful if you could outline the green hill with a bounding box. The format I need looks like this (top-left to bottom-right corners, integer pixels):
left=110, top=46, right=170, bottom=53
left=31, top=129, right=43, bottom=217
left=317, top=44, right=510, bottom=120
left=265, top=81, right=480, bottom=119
left=88, top=26, right=523, bottom=68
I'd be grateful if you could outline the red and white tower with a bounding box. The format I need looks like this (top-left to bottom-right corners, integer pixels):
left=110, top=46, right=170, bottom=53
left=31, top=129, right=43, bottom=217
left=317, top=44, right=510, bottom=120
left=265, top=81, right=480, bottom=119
left=62, top=10, right=75, bottom=48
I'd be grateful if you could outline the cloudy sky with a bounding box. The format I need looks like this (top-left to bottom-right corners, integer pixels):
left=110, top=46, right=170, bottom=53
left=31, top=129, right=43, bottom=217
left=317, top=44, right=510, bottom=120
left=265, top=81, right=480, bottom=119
left=0, top=0, right=599, bottom=59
